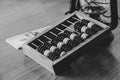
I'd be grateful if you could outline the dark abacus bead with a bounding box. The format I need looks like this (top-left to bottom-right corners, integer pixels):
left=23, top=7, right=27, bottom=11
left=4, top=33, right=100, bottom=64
left=96, top=25, right=103, bottom=31
left=85, top=28, right=96, bottom=35
left=74, top=21, right=83, bottom=32
left=81, top=19, right=90, bottom=26
left=56, top=33, right=67, bottom=41
left=73, top=35, right=84, bottom=44
left=73, top=41, right=80, bottom=47
left=52, top=55, right=60, bottom=61
left=48, top=48, right=60, bottom=61
left=61, top=44, right=72, bottom=52
left=43, top=43, right=52, bottom=49
left=54, top=48, right=63, bottom=56
left=66, top=39, right=75, bottom=47
left=51, top=39, right=60, bottom=46
left=37, top=46, right=47, bottom=54
left=91, top=24, right=98, bottom=31
left=64, top=30, right=72, bottom=37
left=91, top=24, right=103, bottom=31
left=51, top=49, right=66, bottom=60
left=48, top=52, right=54, bottom=60
left=73, top=33, right=84, bottom=47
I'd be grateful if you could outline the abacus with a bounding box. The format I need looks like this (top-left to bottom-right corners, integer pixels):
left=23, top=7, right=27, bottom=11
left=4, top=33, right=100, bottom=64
left=22, top=11, right=110, bottom=74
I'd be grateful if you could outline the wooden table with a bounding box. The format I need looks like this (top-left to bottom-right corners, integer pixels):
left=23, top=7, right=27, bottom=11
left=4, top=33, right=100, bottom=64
left=0, top=0, right=120, bottom=80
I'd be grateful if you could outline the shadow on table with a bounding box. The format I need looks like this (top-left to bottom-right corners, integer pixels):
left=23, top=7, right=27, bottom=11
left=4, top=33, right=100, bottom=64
left=23, top=46, right=119, bottom=80
left=61, top=47, right=119, bottom=80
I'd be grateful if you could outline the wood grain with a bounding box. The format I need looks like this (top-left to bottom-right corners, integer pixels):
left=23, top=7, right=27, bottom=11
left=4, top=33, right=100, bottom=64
left=0, top=0, right=120, bottom=80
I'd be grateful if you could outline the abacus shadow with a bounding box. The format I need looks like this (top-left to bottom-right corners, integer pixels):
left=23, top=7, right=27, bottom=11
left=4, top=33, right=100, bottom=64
left=61, top=47, right=118, bottom=80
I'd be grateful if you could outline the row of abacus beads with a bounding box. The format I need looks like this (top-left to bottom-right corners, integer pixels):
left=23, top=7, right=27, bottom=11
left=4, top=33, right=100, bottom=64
left=37, top=42, right=64, bottom=60
left=78, top=19, right=103, bottom=31
left=51, top=30, right=89, bottom=51
left=74, top=20, right=103, bottom=35
left=74, top=22, right=96, bottom=36
left=37, top=29, right=89, bottom=61
left=37, top=35, right=72, bottom=60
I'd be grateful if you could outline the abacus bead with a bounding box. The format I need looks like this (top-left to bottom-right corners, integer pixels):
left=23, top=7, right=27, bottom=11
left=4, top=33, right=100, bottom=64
left=55, top=49, right=63, bottom=56
left=51, top=39, right=59, bottom=46
left=56, top=34, right=67, bottom=41
left=86, top=28, right=95, bottom=35
left=50, top=46, right=57, bottom=52
left=53, top=48, right=60, bottom=54
left=44, top=50, right=51, bottom=56
left=64, top=30, right=72, bottom=37
left=61, top=44, right=71, bottom=52
left=37, top=46, right=46, bottom=54
left=66, top=40, right=74, bottom=47
left=91, top=25, right=97, bottom=31
left=95, top=25, right=103, bottom=31
left=81, top=33, right=88, bottom=39
left=52, top=55, right=59, bottom=61
left=57, top=42, right=64, bottom=49
left=91, top=24, right=103, bottom=31
left=74, top=36, right=84, bottom=46
left=81, top=19, right=90, bottom=26
left=70, top=33, right=77, bottom=40
left=43, top=43, right=51, bottom=49
left=51, top=48, right=61, bottom=60
left=74, top=35, right=83, bottom=42
left=48, top=51, right=54, bottom=59
left=60, top=51, right=66, bottom=57
left=48, top=52, right=53, bottom=58
left=81, top=26, right=88, bottom=32
left=87, top=22, right=94, bottom=28
left=48, top=53, right=55, bottom=61
left=66, top=44, right=73, bottom=50
left=51, top=49, right=61, bottom=60
left=74, top=21, right=83, bottom=31
left=63, top=38, right=70, bottom=44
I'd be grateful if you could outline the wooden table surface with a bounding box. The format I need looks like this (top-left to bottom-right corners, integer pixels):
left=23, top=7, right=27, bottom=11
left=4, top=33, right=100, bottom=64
left=0, top=0, right=120, bottom=80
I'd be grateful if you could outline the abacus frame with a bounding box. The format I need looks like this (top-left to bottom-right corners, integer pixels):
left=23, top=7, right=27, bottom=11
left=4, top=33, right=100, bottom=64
left=22, top=11, right=110, bottom=74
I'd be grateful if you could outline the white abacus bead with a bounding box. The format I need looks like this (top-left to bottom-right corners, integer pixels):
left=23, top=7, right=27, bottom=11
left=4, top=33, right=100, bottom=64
left=57, top=42, right=64, bottom=48
left=88, top=9, right=92, bottom=13
left=50, top=46, right=57, bottom=52
left=81, top=26, right=88, bottom=32
left=87, top=22, right=94, bottom=28
left=44, top=50, right=51, bottom=56
left=60, top=51, right=66, bottom=57
left=81, top=33, right=88, bottom=39
left=70, top=33, right=77, bottom=40
left=63, top=38, right=70, bottom=44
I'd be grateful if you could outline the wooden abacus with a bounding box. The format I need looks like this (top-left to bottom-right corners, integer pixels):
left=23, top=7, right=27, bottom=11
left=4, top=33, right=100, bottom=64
left=22, top=11, right=111, bottom=74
